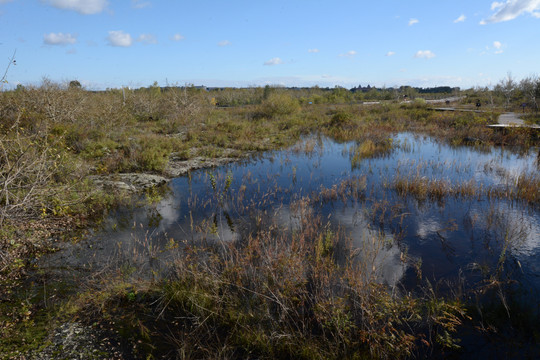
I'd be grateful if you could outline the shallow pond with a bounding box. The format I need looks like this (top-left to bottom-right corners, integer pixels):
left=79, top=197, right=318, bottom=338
left=45, top=133, right=540, bottom=299
left=39, top=132, right=540, bottom=357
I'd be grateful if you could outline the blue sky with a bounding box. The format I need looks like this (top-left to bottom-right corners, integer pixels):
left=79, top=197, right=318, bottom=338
left=1, top=0, right=539, bottom=89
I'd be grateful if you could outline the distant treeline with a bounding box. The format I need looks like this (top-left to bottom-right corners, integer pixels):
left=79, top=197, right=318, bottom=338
left=350, top=85, right=458, bottom=94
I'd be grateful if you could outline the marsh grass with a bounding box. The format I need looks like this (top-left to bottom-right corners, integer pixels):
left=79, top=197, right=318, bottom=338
left=350, top=137, right=394, bottom=168
left=68, top=196, right=467, bottom=360
left=392, top=175, right=483, bottom=203
left=391, top=169, right=539, bottom=205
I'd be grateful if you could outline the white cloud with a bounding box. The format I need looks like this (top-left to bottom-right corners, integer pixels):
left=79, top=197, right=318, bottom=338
left=171, top=33, right=184, bottom=41
left=137, top=34, right=157, bottom=44
left=408, top=18, right=419, bottom=25
left=107, top=30, right=133, bottom=47
left=339, top=50, right=357, bottom=57
left=386, top=51, right=395, bottom=56
left=492, top=1, right=505, bottom=10
left=43, top=32, right=77, bottom=45
left=493, top=40, right=504, bottom=53
left=44, top=0, right=108, bottom=15
left=414, top=50, right=436, bottom=59
left=454, top=14, right=466, bottom=23
left=132, top=0, right=150, bottom=9
left=263, top=57, right=283, bottom=66
left=308, top=48, right=319, bottom=53
left=218, top=40, right=231, bottom=46
left=481, top=0, right=540, bottom=23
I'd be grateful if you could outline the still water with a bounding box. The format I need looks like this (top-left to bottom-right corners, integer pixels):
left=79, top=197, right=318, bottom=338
left=46, top=133, right=540, bottom=300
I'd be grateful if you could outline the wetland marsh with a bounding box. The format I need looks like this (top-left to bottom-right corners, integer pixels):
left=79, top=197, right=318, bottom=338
left=1, top=84, right=540, bottom=359
left=42, top=133, right=540, bottom=358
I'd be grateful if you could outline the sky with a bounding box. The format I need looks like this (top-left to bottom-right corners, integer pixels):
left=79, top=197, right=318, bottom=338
left=0, top=0, right=539, bottom=90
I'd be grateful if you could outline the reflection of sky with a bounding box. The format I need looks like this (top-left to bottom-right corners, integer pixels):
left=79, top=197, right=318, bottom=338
left=469, top=204, right=540, bottom=260
left=43, top=134, right=540, bottom=292
left=416, top=216, right=442, bottom=240
left=272, top=202, right=406, bottom=288
left=331, top=207, right=406, bottom=288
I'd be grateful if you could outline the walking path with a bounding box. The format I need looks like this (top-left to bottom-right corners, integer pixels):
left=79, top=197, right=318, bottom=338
left=498, top=112, right=525, bottom=125
left=431, top=107, right=539, bottom=129
left=488, top=112, right=540, bottom=129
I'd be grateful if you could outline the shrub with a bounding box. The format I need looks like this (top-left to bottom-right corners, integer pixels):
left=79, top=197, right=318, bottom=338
left=329, top=110, right=353, bottom=127
left=257, top=92, right=300, bottom=118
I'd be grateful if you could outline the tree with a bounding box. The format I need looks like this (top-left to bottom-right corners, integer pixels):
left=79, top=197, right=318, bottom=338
left=497, top=72, right=516, bottom=109
left=520, top=75, right=540, bottom=112
left=69, top=80, right=82, bottom=89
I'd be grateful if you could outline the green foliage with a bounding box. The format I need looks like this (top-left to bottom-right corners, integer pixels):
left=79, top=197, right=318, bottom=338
left=329, top=110, right=354, bottom=127
left=451, top=112, right=489, bottom=129
left=257, top=92, right=300, bottom=118
left=133, top=135, right=174, bottom=172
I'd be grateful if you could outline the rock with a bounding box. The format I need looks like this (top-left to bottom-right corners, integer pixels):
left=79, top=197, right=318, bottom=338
left=165, top=148, right=253, bottom=178
left=88, top=173, right=168, bottom=192
left=165, top=156, right=239, bottom=178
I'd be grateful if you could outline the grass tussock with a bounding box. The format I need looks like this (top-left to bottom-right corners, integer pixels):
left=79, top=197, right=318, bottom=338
left=350, top=137, right=394, bottom=167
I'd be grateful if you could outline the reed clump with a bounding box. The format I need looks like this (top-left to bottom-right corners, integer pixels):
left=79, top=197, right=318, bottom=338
left=351, top=137, right=394, bottom=167
left=392, top=175, right=482, bottom=202
left=514, top=172, right=540, bottom=204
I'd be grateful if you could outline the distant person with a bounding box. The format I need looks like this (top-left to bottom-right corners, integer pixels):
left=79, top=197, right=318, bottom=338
left=445, top=100, right=450, bottom=105
left=476, top=100, right=481, bottom=109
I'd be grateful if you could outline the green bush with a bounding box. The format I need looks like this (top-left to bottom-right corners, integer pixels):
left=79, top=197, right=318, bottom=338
left=329, top=110, right=353, bottom=127
left=257, top=92, right=300, bottom=118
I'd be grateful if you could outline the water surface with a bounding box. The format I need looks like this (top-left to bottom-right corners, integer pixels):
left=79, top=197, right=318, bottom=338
left=45, top=133, right=540, bottom=296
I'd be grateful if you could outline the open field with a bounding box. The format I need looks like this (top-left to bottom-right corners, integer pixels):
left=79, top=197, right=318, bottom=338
left=1, top=83, right=540, bottom=359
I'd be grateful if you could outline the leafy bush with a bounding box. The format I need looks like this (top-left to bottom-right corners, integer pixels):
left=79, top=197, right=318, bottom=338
left=329, top=110, right=353, bottom=127
left=257, top=92, right=300, bottom=118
